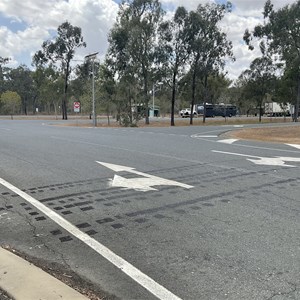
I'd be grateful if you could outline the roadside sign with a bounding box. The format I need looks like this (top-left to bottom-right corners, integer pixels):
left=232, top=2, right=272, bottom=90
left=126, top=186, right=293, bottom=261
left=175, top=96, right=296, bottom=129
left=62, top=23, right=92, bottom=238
left=74, top=102, right=80, bottom=113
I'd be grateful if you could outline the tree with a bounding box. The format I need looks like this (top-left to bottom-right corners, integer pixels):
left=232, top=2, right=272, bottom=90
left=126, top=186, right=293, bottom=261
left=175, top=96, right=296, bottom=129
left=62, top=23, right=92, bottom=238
left=32, top=65, right=56, bottom=114
left=98, top=61, right=116, bottom=125
left=207, top=74, right=232, bottom=104
left=239, top=56, right=276, bottom=122
left=33, top=21, right=86, bottom=120
left=0, top=56, right=10, bottom=94
left=274, top=66, right=298, bottom=106
left=0, top=91, right=21, bottom=117
left=107, top=0, right=164, bottom=125
left=37, top=68, right=64, bottom=116
left=158, top=6, right=189, bottom=126
left=5, top=65, right=35, bottom=115
left=244, top=0, right=300, bottom=121
left=186, top=2, right=234, bottom=124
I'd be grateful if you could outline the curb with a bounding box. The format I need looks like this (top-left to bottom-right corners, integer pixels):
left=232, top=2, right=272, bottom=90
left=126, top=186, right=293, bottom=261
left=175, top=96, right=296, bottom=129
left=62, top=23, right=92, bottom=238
left=0, top=247, right=88, bottom=300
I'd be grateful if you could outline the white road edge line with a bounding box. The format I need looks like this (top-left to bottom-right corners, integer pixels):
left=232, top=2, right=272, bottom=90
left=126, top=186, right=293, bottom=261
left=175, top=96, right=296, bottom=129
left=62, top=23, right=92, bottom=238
left=0, top=177, right=181, bottom=300
left=191, top=135, right=218, bottom=138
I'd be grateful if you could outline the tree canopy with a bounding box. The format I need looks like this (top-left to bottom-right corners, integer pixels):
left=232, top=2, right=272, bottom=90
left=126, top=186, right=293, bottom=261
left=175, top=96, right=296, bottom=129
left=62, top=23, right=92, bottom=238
left=33, top=21, right=86, bottom=120
left=0, top=91, right=21, bottom=117
left=244, top=0, right=300, bottom=121
left=186, top=2, right=234, bottom=124
left=2, top=0, right=300, bottom=126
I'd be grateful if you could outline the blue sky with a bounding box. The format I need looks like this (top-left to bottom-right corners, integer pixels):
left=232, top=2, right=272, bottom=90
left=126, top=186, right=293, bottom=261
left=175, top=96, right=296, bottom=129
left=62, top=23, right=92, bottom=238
left=0, top=0, right=295, bottom=79
left=0, top=13, right=27, bottom=33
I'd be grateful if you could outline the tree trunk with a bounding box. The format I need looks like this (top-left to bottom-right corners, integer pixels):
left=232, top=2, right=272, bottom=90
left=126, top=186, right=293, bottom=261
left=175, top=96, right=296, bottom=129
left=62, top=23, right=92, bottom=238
left=294, top=74, right=300, bottom=122
left=190, top=66, right=197, bottom=125
left=62, top=63, right=70, bottom=120
left=259, top=104, right=262, bottom=122
left=128, top=87, right=133, bottom=125
left=54, top=102, right=57, bottom=120
left=171, top=68, right=177, bottom=127
left=202, top=75, right=208, bottom=124
left=107, top=106, right=110, bottom=126
left=143, top=70, right=149, bottom=125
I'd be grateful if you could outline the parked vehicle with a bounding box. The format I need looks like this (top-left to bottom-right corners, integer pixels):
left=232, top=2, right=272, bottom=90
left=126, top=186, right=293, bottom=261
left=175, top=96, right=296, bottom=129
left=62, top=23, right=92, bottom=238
left=198, top=103, right=237, bottom=117
left=180, top=108, right=197, bottom=118
left=180, top=103, right=237, bottom=118
left=264, top=102, right=291, bottom=117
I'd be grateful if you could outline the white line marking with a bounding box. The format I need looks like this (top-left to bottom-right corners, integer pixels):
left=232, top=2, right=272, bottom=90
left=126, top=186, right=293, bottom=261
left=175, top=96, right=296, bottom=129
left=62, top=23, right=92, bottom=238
left=221, top=125, right=244, bottom=128
left=217, top=139, right=238, bottom=144
left=0, top=177, right=181, bottom=300
left=191, top=135, right=218, bottom=138
left=212, top=150, right=259, bottom=159
left=286, top=144, right=300, bottom=150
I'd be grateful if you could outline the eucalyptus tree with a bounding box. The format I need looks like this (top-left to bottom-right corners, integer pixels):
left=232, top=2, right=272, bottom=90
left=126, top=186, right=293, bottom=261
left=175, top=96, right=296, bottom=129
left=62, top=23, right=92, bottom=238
left=107, top=0, right=164, bottom=125
left=0, top=57, right=9, bottom=94
left=244, top=0, right=300, bottom=121
left=0, top=91, right=21, bottom=117
left=239, top=56, right=276, bottom=122
left=5, top=65, right=35, bottom=115
left=32, top=66, right=64, bottom=115
left=186, top=2, right=234, bottom=124
left=32, top=65, right=54, bottom=113
left=98, top=61, right=117, bottom=125
left=206, top=74, right=232, bottom=105
left=158, top=6, right=189, bottom=126
left=33, top=21, right=86, bottom=120
left=274, top=66, right=298, bottom=106
left=0, top=57, right=9, bottom=65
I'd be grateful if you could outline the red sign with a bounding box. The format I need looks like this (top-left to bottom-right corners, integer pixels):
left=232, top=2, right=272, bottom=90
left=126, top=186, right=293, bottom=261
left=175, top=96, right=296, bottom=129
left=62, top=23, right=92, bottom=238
left=74, top=102, right=80, bottom=112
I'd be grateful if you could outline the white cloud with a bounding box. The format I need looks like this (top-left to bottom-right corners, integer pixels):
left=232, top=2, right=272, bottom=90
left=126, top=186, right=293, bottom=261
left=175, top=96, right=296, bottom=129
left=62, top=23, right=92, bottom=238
left=0, top=0, right=118, bottom=66
left=220, top=11, right=264, bottom=80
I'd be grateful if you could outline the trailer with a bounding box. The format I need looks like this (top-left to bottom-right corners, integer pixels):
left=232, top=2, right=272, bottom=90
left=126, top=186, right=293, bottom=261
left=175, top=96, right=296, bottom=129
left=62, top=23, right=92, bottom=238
left=264, top=102, right=291, bottom=117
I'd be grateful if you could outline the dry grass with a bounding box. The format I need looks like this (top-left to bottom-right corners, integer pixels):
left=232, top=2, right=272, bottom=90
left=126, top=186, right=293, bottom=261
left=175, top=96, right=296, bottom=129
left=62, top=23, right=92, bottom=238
left=228, top=126, right=300, bottom=144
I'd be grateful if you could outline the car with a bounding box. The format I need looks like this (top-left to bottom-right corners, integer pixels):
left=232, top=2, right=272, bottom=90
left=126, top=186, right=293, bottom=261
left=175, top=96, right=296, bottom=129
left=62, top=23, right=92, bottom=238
left=180, top=108, right=197, bottom=118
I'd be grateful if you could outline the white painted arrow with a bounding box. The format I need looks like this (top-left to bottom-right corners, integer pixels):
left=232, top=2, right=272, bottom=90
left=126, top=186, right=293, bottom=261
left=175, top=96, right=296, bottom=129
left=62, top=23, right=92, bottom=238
left=212, top=150, right=300, bottom=167
left=217, top=139, right=238, bottom=144
left=96, top=161, right=194, bottom=192
left=286, top=144, right=300, bottom=150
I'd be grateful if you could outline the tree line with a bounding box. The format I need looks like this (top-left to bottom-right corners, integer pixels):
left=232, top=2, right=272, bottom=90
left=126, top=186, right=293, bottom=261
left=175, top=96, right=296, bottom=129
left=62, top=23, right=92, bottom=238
left=0, top=0, right=299, bottom=125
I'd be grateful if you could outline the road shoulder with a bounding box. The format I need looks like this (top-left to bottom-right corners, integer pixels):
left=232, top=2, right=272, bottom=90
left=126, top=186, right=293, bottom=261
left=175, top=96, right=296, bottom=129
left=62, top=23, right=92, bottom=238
left=0, top=246, right=89, bottom=300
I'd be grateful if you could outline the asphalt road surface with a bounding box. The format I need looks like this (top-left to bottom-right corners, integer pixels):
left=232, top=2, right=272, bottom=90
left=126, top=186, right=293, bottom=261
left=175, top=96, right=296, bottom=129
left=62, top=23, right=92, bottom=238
left=1, top=120, right=300, bottom=300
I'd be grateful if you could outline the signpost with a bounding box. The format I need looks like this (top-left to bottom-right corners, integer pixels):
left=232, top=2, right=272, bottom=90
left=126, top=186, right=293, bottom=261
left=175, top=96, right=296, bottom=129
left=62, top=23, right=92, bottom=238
left=74, top=102, right=80, bottom=113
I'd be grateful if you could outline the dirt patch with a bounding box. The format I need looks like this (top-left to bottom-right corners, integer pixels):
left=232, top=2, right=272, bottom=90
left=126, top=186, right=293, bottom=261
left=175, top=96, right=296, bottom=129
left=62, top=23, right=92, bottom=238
left=226, top=126, right=300, bottom=144
left=64, top=117, right=293, bottom=128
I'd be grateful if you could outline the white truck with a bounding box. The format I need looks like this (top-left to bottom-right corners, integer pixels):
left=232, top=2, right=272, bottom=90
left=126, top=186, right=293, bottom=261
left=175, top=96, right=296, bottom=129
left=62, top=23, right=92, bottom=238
left=264, top=102, right=291, bottom=117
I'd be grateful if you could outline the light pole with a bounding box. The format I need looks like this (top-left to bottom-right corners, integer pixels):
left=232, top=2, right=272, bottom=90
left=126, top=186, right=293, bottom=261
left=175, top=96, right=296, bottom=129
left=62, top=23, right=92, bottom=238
left=152, top=82, right=163, bottom=117
left=85, top=52, right=99, bottom=127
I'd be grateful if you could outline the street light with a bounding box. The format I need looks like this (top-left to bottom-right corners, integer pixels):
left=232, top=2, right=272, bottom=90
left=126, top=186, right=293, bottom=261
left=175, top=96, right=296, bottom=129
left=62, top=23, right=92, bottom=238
left=152, top=82, right=163, bottom=117
left=84, top=52, right=99, bottom=127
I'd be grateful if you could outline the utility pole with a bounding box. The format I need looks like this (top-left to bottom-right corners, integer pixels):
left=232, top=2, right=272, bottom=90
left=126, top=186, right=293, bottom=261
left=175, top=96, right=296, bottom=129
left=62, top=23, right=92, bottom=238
left=85, top=52, right=99, bottom=127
